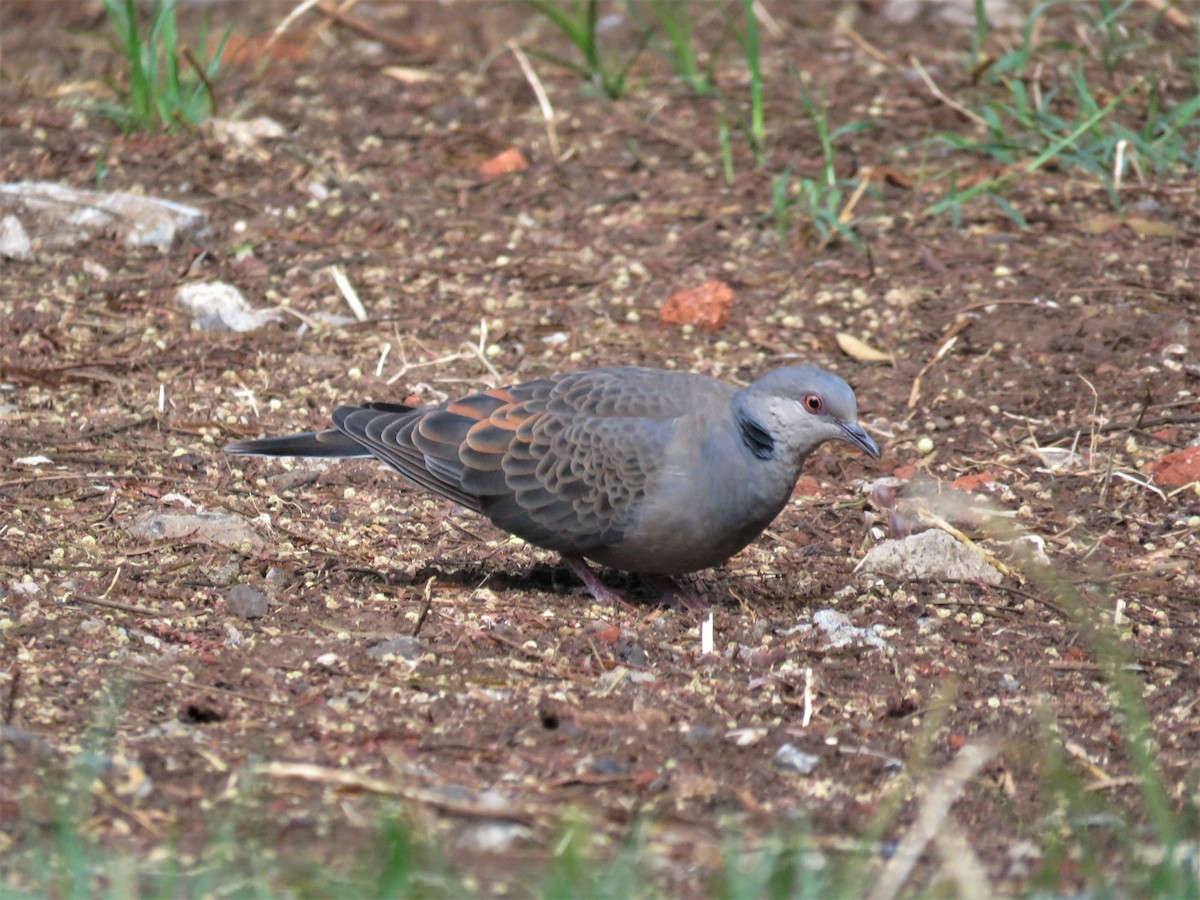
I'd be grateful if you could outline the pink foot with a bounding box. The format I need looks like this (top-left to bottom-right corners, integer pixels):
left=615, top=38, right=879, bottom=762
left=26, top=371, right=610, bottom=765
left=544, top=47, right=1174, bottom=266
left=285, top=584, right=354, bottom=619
left=563, top=555, right=625, bottom=605
left=560, top=557, right=707, bottom=611
left=647, top=575, right=708, bottom=612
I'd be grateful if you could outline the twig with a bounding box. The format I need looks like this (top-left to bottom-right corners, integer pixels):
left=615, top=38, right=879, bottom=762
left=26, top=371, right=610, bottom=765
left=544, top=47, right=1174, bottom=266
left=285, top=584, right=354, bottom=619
left=95, top=784, right=167, bottom=838
left=1079, top=373, right=1101, bottom=463
left=838, top=167, right=872, bottom=224
left=384, top=323, right=501, bottom=386
left=181, top=46, right=219, bottom=116
left=115, top=665, right=289, bottom=707
left=0, top=474, right=91, bottom=490
left=66, top=594, right=162, bottom=617
left=950, top=298, right=1063, bottom=316
left=257, top=761, right=536, bottom=823
left=508, top=42, right=559, bottom=160
left=314, top=2, right=418, bottom=55
left=836, top=20, right=892, bottom=65
left=267, top=0, right=323, bottom=52
left=312, top=0, right=360, bottom=44
left=1110, top=470, right=1167, bottom=502
left=0, top=416, right=155, bottom=445
left=909, top=55, right=988, bottom=128
left=274, top=304, right=326, bottom=330
left=0, top=724, right=55, bottom=757
left=3, top=662, right=19, bottom=725
left=868, top=740, right=998, bottom=900
left=908, top=316, right=971, bottom=408
left=412, top=575, right=436, bottom=637
left=465, top=317, right=503, bottom=382
left=863, top=574, right=1069, bottom=618
left=1139, top=0, right=1192, bottom=29
left=933, top=813, right=991, bottom=898
left=1032, top=413, right=1200, bottom=445
left=919, top=511, right=1018, bottom=581
left=329, top=264, right=368, bottom=321
left=99, top=566, right=122, bottom=600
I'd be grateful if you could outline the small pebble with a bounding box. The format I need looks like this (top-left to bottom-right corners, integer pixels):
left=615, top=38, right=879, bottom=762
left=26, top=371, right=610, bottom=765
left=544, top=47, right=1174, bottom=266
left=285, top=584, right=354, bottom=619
left=773, top=743, right=820, bottom=775
left=225, top=584, right=268, bottom=619
left=455, top=821, right=530, bottom=853
left=365, top=636, right=424, bottom=661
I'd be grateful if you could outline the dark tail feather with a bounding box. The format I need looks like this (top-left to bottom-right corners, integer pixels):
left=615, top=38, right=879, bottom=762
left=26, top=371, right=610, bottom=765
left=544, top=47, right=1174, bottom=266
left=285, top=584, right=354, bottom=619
left=225, top=429, right=370, bottom=458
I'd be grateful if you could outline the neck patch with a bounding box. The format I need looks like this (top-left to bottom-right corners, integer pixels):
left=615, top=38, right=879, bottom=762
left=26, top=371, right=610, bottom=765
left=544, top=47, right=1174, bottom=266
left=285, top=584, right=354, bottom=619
left=738, top=412, right=775, bottom=460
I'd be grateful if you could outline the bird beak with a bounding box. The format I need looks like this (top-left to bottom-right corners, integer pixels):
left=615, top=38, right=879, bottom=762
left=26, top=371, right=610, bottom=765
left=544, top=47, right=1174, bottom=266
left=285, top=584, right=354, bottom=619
left=838, top=421, right=881, bottom=459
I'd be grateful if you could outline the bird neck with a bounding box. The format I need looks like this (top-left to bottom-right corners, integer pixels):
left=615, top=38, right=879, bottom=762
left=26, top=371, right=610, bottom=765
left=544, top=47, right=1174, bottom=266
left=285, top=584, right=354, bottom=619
left=732, top=390, right=811, bottom=477
left=736, top=407, right=776, bottom=460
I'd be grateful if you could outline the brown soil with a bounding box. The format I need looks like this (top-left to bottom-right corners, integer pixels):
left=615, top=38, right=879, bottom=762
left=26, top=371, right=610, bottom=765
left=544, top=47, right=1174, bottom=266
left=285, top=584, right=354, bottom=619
left=2, top=2, right=1198, bottom=895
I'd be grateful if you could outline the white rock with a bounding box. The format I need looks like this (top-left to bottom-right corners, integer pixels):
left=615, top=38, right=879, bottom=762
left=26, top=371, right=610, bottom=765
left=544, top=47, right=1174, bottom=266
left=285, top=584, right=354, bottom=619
left=859, top=528, right=1003, bottom=585
left=812, top=608, right=888, bottom=650
left=13, top=455, right=53, bottom=467
left=176, top=282, right=281, bottom=332
left=882, top=0, right=1023, bottom=28
left=0, top=181, right=207, bottom=252
left=205, top=115, right=287, bottom=148
left=127, top=509, right=265, bottom=551
left=0, top=214, right=32, bottom=260
left=774, top=743, right=820, bottom=775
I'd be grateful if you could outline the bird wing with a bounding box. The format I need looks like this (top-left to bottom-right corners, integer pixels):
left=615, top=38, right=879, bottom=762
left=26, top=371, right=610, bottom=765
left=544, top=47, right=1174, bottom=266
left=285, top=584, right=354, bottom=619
left=335, top=369, right=711, bottom=553
left=330, top=398, right=493, bottom=512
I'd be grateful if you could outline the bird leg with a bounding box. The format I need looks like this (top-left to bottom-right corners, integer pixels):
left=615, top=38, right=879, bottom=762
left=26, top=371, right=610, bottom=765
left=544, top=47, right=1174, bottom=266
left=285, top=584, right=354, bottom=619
left=561, top=556, right=707, bottom=611
left=643, top=575, right=708, bottom=612
left=561, top=554, right=625, bottom=605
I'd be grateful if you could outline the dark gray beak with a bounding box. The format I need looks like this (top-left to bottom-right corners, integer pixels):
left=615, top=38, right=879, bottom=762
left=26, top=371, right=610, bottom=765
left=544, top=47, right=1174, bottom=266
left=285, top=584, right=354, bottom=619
left=839, top=421, right=881, bottom=459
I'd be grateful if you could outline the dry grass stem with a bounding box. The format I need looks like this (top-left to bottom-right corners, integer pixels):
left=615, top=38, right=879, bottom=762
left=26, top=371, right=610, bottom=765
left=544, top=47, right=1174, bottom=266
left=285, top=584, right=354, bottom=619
left=509, top=42, right=560, bottom=160
left=868, top=740, right=999, bottom=900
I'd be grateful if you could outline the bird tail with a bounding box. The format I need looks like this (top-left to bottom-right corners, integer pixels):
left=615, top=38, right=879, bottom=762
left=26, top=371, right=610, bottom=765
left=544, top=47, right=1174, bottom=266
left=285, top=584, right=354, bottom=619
left=226, top=402, right=421, bottom=459
left=225, top=429, right=370, bottom=458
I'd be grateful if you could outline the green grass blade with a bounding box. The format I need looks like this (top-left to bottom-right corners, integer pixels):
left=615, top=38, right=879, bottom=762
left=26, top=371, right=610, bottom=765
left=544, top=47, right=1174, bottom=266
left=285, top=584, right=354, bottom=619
left=741, top=0, right=763, bottom=151
left=926, top=77, right=1141, bottom=217
left=717, top=110, right=735, bottom=184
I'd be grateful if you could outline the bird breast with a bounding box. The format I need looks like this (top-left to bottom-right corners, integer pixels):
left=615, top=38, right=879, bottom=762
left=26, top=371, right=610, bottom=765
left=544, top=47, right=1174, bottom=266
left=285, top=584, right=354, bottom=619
left=582, top=420, right=801, bottom=575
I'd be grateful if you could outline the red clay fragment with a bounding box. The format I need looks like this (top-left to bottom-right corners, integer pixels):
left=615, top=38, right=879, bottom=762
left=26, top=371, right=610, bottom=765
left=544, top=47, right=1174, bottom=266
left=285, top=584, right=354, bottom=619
left=593, top=624, right=620, bottom=645
left=633, top=769, right=659, bottom=790
left=952, top=471, right=997, bottom=491
left=478, top=147, right=529, bottom=181
left=1144, top=446, right=1200, bottom=487
left=660, top=279, right=735, bottom=331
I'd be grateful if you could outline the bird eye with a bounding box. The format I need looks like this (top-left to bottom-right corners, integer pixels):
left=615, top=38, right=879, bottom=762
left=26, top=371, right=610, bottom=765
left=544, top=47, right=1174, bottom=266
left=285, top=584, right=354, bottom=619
left=802, top=393, right=824, bottom=413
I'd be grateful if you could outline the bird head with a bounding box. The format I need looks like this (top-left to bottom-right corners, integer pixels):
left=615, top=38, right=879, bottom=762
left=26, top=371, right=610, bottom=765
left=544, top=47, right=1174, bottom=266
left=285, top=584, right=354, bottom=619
left=734, top=366, right=881, bottom=464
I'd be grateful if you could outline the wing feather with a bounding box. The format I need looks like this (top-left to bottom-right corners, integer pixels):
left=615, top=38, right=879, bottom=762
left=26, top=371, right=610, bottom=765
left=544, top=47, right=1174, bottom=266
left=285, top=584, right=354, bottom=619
left=261, top=368, right=726, bottom=555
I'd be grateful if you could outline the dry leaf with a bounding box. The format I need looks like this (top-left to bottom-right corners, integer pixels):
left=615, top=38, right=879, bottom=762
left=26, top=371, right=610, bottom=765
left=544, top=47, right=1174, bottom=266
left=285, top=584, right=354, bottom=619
left=836, top=332, right=894, bottom=363
left=1082, top=213, right=1122, bottom=234
left=382, top=66, right=438, bottom=84
left=1125, top=217, right=1186, bottom=239
left=1083, top=215, right=1185, bottom=239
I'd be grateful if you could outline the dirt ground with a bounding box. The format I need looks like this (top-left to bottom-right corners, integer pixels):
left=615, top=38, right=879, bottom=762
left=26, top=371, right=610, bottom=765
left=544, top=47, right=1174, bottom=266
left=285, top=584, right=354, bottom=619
left=2, top=1, right=1199, bottom=895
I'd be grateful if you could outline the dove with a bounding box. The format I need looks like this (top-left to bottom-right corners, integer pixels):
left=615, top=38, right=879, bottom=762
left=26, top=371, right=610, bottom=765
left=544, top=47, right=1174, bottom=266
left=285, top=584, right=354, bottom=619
left=226, top=365, right=879, bottom=602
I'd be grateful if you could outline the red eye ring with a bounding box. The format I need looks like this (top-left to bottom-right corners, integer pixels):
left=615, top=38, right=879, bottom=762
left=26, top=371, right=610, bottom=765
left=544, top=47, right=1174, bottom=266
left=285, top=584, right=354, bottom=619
left=802, top=393, right=824, bottom=413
